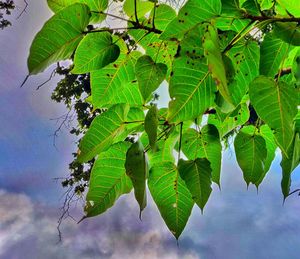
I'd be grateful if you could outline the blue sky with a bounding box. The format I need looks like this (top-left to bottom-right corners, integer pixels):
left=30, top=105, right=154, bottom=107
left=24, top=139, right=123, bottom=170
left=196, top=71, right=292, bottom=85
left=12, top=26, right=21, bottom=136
left=0, top=1, right=300, bottom=258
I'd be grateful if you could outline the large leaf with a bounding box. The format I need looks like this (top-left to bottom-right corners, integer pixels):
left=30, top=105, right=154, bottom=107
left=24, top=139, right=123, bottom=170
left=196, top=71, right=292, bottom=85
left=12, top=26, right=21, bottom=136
left=125, top=140, right=148, bottom=217
left=276, top=0, right=300, bottom=17
left=260, top=32, right=289, bottom=77
left=144, top=105, right=158, bottom=150
left=91, top=41, right=143, bottom=108
left=72, top=32, right=120, bottom=74
left=234, top=128, right=268, bottom=186
left=281, top=111, right=300, bottom=198
left=167, top=25, right=216, bottom=122
left=182, top=125, right=222, bottom=186
left=84, top=142, right=132, bottom=217
left=28, top=3, right=90, bottom=74
left=203, top=23, right=234, bottom=106
left=160, top=0, right=222, bottom=40
left=178, top=158, right=212, bottom=212
left=135, top=55, right=167, bottom=101
left=77, top=104, right=130, bottom=163
left=148, top=162, right=194, bottom=239
left=47, top=0, right=108, bottom=23
left=273, top=22, right=300, bottom=46
left=249, top=76, right=298, bottom=155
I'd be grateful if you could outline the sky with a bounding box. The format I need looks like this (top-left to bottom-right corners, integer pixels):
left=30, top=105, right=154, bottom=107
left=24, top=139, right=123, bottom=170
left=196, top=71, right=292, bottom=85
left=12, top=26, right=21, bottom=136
left=0, top=1, right=300, bottom=258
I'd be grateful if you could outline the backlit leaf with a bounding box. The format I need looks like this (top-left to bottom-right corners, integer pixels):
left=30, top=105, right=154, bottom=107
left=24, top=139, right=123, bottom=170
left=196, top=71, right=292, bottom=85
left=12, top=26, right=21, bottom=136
left=28, top=3, right=90, bottom=74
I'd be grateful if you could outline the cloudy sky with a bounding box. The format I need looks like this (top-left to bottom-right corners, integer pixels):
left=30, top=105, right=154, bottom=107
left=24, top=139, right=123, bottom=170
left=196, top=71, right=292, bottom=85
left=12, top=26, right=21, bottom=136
left=0, top=1, right=300, bottom=258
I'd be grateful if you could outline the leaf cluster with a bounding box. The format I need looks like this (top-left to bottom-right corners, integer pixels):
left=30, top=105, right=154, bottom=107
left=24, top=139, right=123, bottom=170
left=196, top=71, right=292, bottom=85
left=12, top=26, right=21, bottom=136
left=27, top=0, right=300, bottom=239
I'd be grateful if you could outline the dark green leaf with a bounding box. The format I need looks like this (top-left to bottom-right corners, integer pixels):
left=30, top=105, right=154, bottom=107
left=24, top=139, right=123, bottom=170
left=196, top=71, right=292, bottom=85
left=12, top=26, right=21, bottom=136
left=144, top=105, right=159, bottom=150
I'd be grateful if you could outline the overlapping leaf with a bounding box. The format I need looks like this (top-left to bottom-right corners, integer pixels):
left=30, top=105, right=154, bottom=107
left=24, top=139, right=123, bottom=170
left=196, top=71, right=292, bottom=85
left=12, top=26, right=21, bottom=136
left=91, top=40, right=143, bottom=108
left=144, top=105, right=159, bottom=150
left=148, top=162, right=194, bottom=239
left=77, top=103, right=129, bottom=163
left=47, top=0, right=108, bottom=23
left=182, top=125, right=222, bottom=186
left=136, top=55, right=167, bottom=101
left=28, top=3, right=90, bottom=74
left=167, top=25, right=216, bottom=122
left=160, top=0, right=222, bottom=40
left=72, top=32, right=120, bottom=74
left=249, top=76, right=298, bottom=155
left=234, top=128, right=268, bottom=186
left=125, top=140, right=148, bottom=216
left=178, top=158, right=212, bottom=211
left=84, top=142, right=132, bottom=217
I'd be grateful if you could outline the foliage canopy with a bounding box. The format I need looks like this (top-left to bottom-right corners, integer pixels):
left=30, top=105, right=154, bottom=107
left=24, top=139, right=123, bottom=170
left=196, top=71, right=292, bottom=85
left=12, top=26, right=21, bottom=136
left=27, top=0, right=300, bottom=239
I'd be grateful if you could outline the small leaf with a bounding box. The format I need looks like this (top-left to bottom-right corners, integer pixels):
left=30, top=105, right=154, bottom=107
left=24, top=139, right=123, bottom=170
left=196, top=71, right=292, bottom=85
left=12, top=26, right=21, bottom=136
left=234, top=128, right=268, bottom=186
left=72, top=32, right=120, bottom=74
left=85, top=142, right=132, bottom=217
left=203, top=23, right=234, bottom=107
left=125, top=140, right=148, bottom=217
left=123, top=0, right=153, bottom=20
left=149, top=4, right=176, bottom=31
left=148, top=162, right=194, bottom=239
left=144, top=105, right=159, bottom=150
left=135, top=55, right=167, bottom=101
left=28, top=3, right=90, bottom=74
left=249, top=76, right=298, bottom=155
left=178, top=158, right=212, bottom=212
left=77, top=104, right=130, bottom=163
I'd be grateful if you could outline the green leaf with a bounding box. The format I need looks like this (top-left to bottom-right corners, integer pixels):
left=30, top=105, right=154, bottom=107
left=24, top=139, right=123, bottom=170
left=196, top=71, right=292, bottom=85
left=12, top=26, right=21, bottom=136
left=135, top=55, right=167, bottom=101
left=260, top=32, right=289, bottom=77
left=144, top=105, right=159, bottom=150
left=160, top=0, right=222, bottom=40
left=242, top=0, right=261, bottom=15
left=167, top=25, right=216, bottom=122
left=182, top=125, right=222, bottom=186
left=148, top=162, right=194, bottom=239
left=249, top=76, right=298, bottom=155
left=149, top=4, right=176, bottom=31
left=178, top=158, right=212, bottom=212
left=90, top=41, right=143, bottom=108
left=281, top=111, right=300, bottom=198
left=273, top=22, right=300, bottom=46
left=203, top=23, right=234, bottom=106
left=208, top=103, right=250, bottom=137
left=72, top=32, right=120, bottom=74
left=221, top=0, right=242, bottom=16
left=255, top=125, right=276, bottom=186
left=257, top=0, right=274, bottom=11
left=234, top=128, right=268, bottom=186
left=276, top=0, right=300, bottom=17
left=227, top=39, right=260, bottom=105
left=84, top=142, right=132, bottom=217
left=77, top=103, right=130, bottom=163
left=125, top=140, right=148, bottom=216
left=47, top=0, right=108, bottom=23
left=123, top=0, right=153, bottom=20
left=28, top=3, right=90, bottom=74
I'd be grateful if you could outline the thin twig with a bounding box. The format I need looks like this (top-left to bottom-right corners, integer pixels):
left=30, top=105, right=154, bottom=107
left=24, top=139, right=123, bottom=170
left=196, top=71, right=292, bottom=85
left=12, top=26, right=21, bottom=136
left=17, top=0, right=28, bottom=19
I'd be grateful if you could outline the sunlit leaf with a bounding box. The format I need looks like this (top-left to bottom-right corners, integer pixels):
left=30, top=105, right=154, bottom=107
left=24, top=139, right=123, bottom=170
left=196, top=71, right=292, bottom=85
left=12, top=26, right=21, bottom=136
left=123, top=0, right=153, bottom=20
left=72, top=32, right=120, bottom=74
left=77, top=103, right=130, bottom=163
left=28, top=3, right=90, bottom=74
